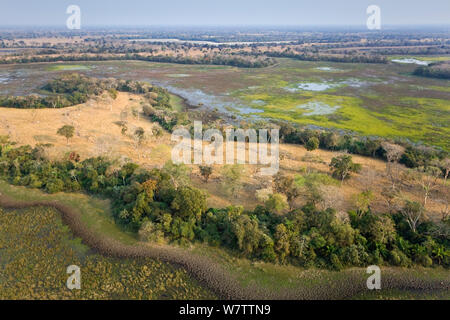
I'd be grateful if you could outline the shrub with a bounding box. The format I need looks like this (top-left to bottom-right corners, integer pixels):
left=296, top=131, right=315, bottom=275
left=305, top=137, right=320, bottom=151
left=45, top=178, right=65, bottom=194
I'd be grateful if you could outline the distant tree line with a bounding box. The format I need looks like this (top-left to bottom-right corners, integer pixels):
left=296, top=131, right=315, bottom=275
left=0, top=52, right=276, bottom=68
left=276, top=122, right=448, bottom=172
left=413, top=63, right=450, bottom=80
left=264, top=51, right=388, bottom=64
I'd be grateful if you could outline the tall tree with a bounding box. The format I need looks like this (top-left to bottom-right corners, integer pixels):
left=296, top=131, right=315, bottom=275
left=329, top=155, right=361, bottom=184
left=57, top=125, right=75, bottom=144
left=401, top=200, right=424, bottom=233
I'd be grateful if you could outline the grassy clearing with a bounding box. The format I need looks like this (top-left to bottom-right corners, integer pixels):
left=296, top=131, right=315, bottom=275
left=47, top=64, right=91, bottom=71
left=425, top=85, right=450, bottom=93
left=0, top=89, right=447, bottom=216
left=237, top=90, right=450, bottom=150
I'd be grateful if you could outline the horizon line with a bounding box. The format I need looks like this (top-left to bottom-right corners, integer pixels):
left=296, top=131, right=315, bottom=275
left=1, top=23, right=450, bottom=28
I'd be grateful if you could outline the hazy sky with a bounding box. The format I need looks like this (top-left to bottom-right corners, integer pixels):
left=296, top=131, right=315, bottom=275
left=0, top=0, right=449, bottom=26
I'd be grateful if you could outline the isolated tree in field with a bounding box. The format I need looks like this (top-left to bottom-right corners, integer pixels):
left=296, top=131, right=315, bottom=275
left=116, top=121, right=128, bottom=136
left=305, top=136, right=320, bottom=152
left=199, top=165, right=213, bottom=182
left=134, top=127, right=145, bottom=142
left=381, top=142, right=405, bottom=190
left=131, top=127, right=146, bottom=158
left=151, top=127, right=163, bottom=139
left=57, top=125, right=75, bottom=144
left=388, top=161, right=404, bottom=191
left=401, top=200, right=424, bottom=233
left=413, top=166, right=442, bottom=206
left=273, top=173, right=301, bottom=209
left=329, top=155, right=361, bottom=184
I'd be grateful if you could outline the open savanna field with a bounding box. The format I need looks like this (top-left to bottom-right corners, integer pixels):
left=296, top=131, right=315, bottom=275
left=0, top=91, right=447, bottom=218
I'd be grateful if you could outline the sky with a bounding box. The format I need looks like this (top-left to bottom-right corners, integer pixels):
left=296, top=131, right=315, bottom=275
left=0, top=0, right=449, bottom=27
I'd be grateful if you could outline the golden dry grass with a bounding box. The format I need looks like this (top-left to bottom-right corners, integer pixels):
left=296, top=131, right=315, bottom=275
left=0, top=92, right=173, bottom=165
left=0, top=93, right=447, bottom=218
